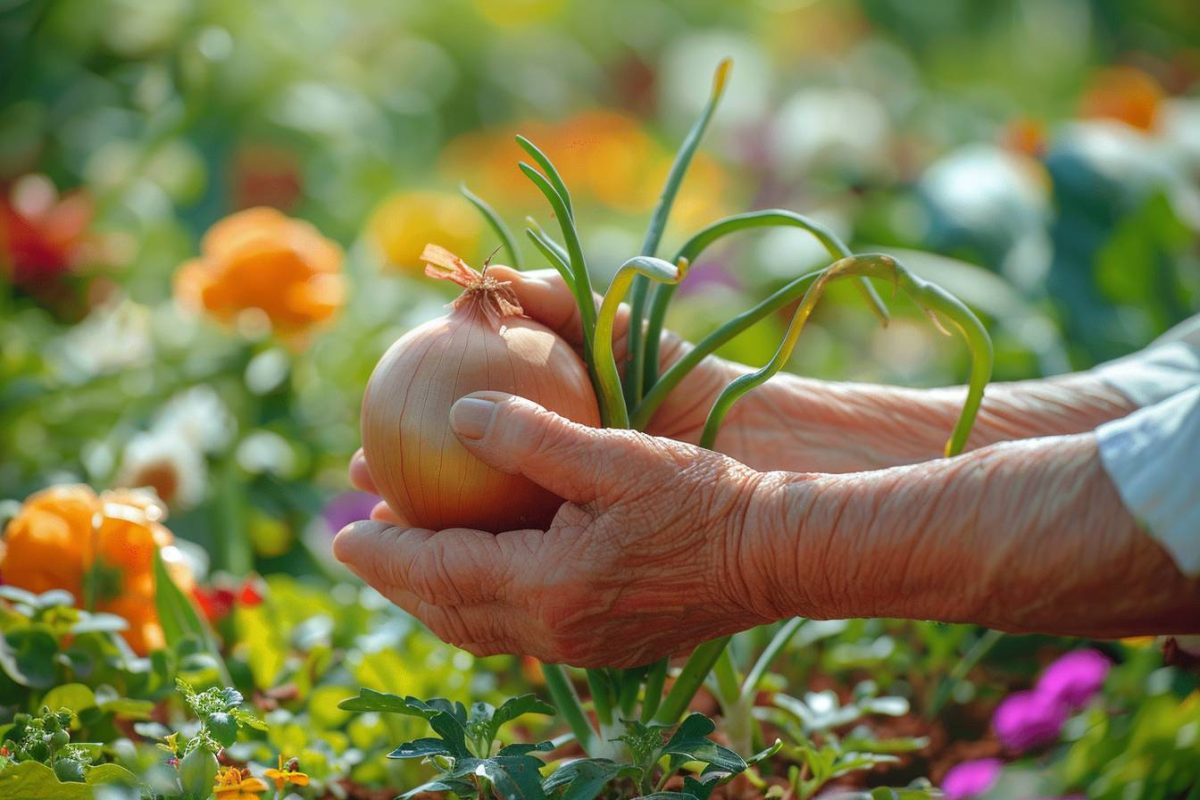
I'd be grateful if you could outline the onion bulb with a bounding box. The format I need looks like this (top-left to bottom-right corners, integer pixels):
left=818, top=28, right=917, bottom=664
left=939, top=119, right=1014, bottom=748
left=361, top=245, right=601, bottom=532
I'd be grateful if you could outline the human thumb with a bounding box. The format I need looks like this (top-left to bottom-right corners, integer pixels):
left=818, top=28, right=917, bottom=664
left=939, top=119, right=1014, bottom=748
left=449, top=391, right=612, bottom=504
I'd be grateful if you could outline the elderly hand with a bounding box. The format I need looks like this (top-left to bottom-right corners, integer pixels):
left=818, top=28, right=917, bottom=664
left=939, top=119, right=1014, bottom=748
left=334, top=391, right=777, bottom=667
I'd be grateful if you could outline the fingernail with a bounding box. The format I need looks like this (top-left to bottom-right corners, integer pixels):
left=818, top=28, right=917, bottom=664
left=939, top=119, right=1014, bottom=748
left=450, top=397, right=497, bottom=440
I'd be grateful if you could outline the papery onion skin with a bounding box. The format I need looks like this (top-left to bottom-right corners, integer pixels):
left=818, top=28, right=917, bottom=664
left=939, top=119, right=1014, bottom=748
left=361, top=247, right=600, bottom=533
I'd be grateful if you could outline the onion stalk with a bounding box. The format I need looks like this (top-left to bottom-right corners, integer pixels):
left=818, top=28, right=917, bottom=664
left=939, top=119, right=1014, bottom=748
left=366, top=58, right=995, bottom=756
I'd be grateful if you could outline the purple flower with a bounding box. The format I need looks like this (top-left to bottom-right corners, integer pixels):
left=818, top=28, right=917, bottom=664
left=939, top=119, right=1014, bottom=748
left=942, top=757, right=1002, bottom=800
left=993, top=689, right=1068, bottom=752
left=322, top=491, right=380, bottom=533
left=1036, top=650, right=1110, bottom=711
left=676, top=259, right=740, bottom=298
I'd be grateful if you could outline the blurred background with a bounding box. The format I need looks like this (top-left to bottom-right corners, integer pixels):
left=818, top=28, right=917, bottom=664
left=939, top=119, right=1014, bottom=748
left=1, top=0, right=1198, bottom=795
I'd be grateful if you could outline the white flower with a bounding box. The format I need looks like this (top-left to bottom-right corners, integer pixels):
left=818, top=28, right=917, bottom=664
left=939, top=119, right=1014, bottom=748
left=919, top=144, right=1049, bottom=247
left=114, top=430, right=207, bottom=508
left=769, top=87, right=892, bottom=180
left=54, top=298, right=153, bottom=380
left=154, top=385, right=235, bottom=454
left=236, top=430, right=298, bottom=477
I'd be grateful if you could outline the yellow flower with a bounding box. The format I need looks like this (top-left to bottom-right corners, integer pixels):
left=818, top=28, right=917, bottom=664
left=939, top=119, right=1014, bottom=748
left=262, top=754, right=310, bottom=791
left=175, top=207, right=344, bottom=335
left=366, top=190, right=482, bottom=274
left=213, top=766, right=269, bottom=799
left=0, top=484, right=193, bottom=655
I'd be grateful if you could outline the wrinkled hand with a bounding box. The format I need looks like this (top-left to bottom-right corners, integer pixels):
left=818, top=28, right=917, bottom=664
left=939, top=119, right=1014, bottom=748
left=485, top=267, right=749, bottom=454
left=335, top=392, right=774, bottom=668
left=483, top=267, right=864, bottom=472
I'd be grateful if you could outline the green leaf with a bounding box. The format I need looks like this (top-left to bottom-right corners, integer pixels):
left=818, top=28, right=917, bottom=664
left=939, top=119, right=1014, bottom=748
left=232, top=709, right=268, bottom=732
left=0, top=762, right=139, bottom=800
left=829, top=752, right=900, bottom=779
left=461, top=184, right=521, bottom=268
left=178, top=748, right=219, bottom=798
left=41, top=683, right=96, bottom=715
left=0, top=627, right=58, bottom=688
left=84, top=763, right=140, bottom=787
left=493, top=694, right=556, bottom=730
left=152, top=550, right=229, bottom=683
left=661, top=713, right=746, bottom=775
left=498, top=741, right=554, bottom=757
left=205, top=711, right=238, bottom=747
left=683, top=775, right=716, bottom=800
left=69, top=613, right=128, bottom=635
left=543, top=758, right=628, bottom=800
left=664, top=713, right=715, bottom=746
left=429, top=710, right=470, bottom=759
left=388, top=737, right=454, bottom=760
left=337, top=688, right=426, bottom=715
left=476, top=755, right=548, bottom=800
left=400, top=778, right=476, bottom=799
left=868, top=785, right=938, bottom=799
left=515, top=135, right=574, bottom=219
left=215, top=687, right=244, bottom=709
left=745, top=740, right=783, bottom=768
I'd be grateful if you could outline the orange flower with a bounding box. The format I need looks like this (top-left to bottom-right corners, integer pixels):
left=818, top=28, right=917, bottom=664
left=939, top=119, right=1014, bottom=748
left=1080, top=66, right=1164, bottom=131
left=366, top=191, right=482, bottom=274
left=0, top=484, right=193, bottom=654
left=1002, top=117, right=1048, bottom=159
left=438, top=109, right=729, bottom=228
left=262, top=754, right=309, bottom=792
left=175, top=207, right=344, bottom=335
left=213, top=766, right=269, bottom=799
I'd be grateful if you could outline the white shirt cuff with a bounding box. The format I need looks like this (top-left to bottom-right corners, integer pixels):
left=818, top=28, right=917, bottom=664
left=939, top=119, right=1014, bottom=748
left=1097, top=385, right=1200, bottom=577
left=1093, top=316, right=1200, bottom=407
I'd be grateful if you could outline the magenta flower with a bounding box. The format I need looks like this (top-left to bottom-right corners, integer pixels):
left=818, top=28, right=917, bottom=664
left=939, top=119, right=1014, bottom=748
left=942, top=757, right=1002, bottom=800
left=993, top=689, right=1068, bottom=752
left=1036, top=649, right=1110, bottom=711
left=323, top=491, right=381, bottom=533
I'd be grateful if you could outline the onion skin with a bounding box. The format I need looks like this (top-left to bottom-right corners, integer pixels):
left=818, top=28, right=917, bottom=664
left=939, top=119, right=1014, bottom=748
left=361, top=246, right=600, bottom=533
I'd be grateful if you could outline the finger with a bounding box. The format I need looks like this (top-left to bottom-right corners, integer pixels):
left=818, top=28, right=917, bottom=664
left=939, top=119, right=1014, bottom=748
left=449, top=392, right=655, bottom=504
left=332, top=520, right=525, bottom=606
left=387, top=589, right=528, bottom=657
left=370, top=501, right=407, bottom=526
left=349, top=449, right=378, bottom=494
left=489, top=265, right=630, bottom=352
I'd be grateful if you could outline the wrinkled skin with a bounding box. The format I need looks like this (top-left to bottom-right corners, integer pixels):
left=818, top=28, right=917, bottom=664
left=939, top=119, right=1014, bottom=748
left=336, top=268, right=1200, bottom=666
left=339, top=393, right=770, bottom=667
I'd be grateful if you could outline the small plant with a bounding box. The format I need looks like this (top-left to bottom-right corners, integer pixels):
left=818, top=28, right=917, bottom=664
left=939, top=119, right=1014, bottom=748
left=764, top=681, right=930, bottom=799
left=164, top=679, right=268, bottom=799
left=1, top=706, right=93, bottom=782
left=339, top=688, right=778, bottom=799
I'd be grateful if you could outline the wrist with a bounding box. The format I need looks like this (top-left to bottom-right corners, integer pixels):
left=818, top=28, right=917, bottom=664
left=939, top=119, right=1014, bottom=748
left=737, top=469, right=836, bottom=621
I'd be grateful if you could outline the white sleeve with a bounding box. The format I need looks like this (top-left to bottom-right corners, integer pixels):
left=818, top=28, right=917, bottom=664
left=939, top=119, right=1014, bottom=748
left=1093, top=316, right=1200, bottom=406
left=1096, top=385, right=1200, bottom=577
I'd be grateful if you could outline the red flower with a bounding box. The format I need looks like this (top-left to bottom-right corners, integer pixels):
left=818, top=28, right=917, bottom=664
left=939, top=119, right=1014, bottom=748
left=193, top=586, right=237, bottom=622
left=238, top=580, right=264, bottom=607
left=193, top=577, right=266, bottom=623
left=0, top=175, right=94, bottom=288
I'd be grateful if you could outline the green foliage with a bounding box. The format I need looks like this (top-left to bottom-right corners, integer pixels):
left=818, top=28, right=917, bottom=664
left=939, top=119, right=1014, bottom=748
left=345, top=686, right=762, bottom=800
